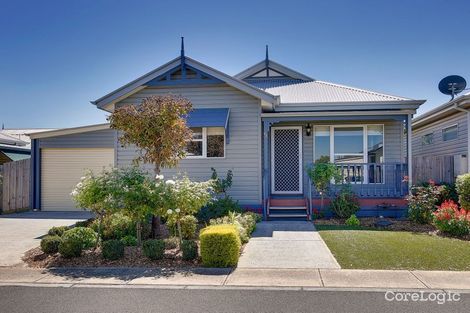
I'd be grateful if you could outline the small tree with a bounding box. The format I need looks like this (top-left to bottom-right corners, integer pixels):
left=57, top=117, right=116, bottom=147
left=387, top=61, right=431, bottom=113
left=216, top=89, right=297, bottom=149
left=109, top=95, right=193, bottom=174
left=163, top=175, right=213, bottom=245
left=210, top=168, right=233, bottom=196
left=306, top=161, right=341, bottom=210
left=106, top=167, right=156, bottom=245
left=109, top=95, right=193, bottom=236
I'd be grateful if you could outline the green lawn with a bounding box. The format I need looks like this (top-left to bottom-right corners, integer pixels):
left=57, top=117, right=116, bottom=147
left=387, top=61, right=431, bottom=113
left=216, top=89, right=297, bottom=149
left=316, top=225, right=470, bottom=271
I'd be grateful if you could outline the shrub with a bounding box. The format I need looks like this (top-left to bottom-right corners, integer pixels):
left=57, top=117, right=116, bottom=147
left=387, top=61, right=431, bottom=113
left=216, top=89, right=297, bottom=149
left=407, top=181, right=444, bottom=224
left=210, top=168, right=233, bottom=195
left=456, top=173, right=470, bottom=210
left=120, top=235, right=138, bottom=247
left=197, top=196, right=242, bottom=221
left=164, top=237, right=179, bottom=249
left=181, top=240, right=198, bottom=261
left=142, top=239, right=165, bottom=260
left=40, top=235, right=62, bottom=254
left=433, top=200, right=470, bottom=237
left=62, top=227, right=97, bottom=250
left=58, top=238, right=82, bottom=258
left=243, top=211, right=262, bottom=223
left=439, top=183, right=459, bottom=204
left=210, top=212, right=249, bottom=243
left=238, top=213, right=256, bottom=235
left=167, top=215, right=198, bottom=240
left=345, top=214, right=360, bottom=227
left=75, top=219, right=93, bottom=228
left=90, top=212, right=151, bottom=240
left=330, top=186, right=360, bottom=218
left=200, top=224, right=241, bottom=267
left=102, top=240, right=125, bottom=260
left=47, top=226, right=69, bottom=237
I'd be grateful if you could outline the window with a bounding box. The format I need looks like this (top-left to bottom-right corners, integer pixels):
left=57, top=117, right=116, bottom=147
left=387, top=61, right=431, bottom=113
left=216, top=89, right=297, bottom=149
left=422, top=133, right=433, bottom=145
left=313, top=125, right=384, bottom=183
left=314, top=126, right=330, bottom=163
left=186, top=127, right=225, bottom=158
left=443, top=125, right=458, bottom=141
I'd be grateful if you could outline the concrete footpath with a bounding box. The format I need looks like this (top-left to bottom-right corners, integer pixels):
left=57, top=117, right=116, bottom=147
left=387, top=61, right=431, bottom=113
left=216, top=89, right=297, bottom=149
left=1, top=267, right=470, bottom=291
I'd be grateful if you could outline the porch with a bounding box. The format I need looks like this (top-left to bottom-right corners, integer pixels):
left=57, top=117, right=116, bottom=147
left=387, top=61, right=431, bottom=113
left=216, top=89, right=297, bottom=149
left=261, top=111, right=413, bottom=220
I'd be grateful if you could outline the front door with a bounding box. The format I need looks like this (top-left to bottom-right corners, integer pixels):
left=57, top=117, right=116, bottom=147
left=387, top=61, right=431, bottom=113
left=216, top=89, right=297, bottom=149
left=271, top=126, right=303, bottom=194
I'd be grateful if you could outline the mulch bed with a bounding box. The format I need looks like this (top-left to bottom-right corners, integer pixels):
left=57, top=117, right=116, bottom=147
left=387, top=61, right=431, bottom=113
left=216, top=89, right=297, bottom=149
left=314, top=217, right=436, bottom=233
left=23, top=246, right=201, bottom=269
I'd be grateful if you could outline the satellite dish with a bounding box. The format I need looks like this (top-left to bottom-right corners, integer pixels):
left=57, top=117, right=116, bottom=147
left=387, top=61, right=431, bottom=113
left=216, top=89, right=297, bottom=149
left=439, top=75, right=467, bottom=100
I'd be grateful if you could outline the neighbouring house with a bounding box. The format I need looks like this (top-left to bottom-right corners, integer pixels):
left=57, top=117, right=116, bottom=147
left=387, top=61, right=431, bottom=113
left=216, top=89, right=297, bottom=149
left=0, top=129, right=54, bottom=164
left=412, top=92, right=470, bottom=184
left=28, top=42, right=425, bottom=218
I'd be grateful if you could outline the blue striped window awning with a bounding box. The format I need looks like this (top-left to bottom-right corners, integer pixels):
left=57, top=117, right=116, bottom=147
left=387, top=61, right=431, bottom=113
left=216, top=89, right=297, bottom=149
left=186, top=108, right=230, bottom=143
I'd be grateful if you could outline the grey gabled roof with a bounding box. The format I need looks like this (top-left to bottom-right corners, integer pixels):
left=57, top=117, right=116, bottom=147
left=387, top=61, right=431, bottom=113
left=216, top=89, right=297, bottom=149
left=92, top=56, right=279, bottom=111
left=413, top=92, right=470, bottom=129
left=260, top=80, right=412, bottom=104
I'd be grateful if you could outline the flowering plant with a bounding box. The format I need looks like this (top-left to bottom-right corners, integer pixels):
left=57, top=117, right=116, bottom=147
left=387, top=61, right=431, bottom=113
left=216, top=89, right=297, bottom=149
left=433, top=200, right=470, bottom=237
left=161, top=175, right=213, bottom=243
left=407, top=179, right=445, bottom=224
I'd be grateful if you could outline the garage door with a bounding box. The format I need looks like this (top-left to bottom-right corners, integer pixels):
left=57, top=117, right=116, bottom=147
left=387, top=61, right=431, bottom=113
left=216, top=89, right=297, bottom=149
left=41, top=148, right=114, bottom=211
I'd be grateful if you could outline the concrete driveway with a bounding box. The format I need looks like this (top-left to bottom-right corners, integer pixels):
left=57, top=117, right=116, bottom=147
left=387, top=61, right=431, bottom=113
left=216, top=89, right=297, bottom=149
left=237, top=221, right=340, bottom=269
left=0, top=211, right=92, bottom=267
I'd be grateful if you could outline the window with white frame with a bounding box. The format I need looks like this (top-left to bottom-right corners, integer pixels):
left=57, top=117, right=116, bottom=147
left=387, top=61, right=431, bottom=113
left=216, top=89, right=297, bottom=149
left=422, top=133, right=433, bottom=145
left=186, top=127, right=225, bottom=158
left=442, top=125, right=458, bottom=141
left=314, top=125, right=384, bottom=183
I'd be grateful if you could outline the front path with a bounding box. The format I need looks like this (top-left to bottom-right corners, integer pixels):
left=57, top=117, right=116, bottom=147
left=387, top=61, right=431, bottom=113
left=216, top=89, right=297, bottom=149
left=237, top=221, right=340, bottom=269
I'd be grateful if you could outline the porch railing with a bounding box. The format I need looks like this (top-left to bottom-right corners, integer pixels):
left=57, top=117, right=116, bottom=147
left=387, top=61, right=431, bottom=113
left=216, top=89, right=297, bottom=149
left=308, top=162, right=408, bottom=199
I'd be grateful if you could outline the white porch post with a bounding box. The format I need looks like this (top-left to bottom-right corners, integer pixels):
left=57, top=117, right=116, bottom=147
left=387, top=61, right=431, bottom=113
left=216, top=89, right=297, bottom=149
left=407, top=114, right=413, bottom=192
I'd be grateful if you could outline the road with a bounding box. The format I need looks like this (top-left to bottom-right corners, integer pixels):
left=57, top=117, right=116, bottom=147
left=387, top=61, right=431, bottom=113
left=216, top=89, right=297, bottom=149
left=0, top=286, right=468, bottom=313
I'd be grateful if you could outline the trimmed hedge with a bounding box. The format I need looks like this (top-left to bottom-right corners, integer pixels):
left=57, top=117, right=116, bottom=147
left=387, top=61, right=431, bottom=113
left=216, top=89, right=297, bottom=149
left=199, top=224, right=241, bottom=267
left=181, top=240, right=198, bottom=261
left=47, top=226, right=68, bottom=237
left=40, top=235, right=62, bottom=254
left=142, top=239, right=165, bottom=260
left=62, top=227, right=97, bottom=249
left=102, top=240, right=125, bottom=260
left=58, top=238, right=82, bottom=258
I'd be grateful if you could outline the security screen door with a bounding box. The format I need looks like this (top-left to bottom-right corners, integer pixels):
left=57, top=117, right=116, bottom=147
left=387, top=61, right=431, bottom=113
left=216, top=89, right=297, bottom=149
left=271, top=126, right=303, bottom=194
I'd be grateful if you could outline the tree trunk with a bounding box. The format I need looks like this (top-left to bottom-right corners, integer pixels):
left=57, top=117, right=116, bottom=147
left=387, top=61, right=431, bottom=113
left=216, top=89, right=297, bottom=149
left=177, top=220, right=182, bottom=248
left=136, top=220, right=142, bottom=245
left=151, top=163, right=162, bottom=238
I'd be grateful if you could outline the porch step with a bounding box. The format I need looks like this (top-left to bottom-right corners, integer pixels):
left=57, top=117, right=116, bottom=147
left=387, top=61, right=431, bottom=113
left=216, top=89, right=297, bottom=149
left=270, top=206, right=307, bottom=210
left=268, top=197, right=309, bottom=220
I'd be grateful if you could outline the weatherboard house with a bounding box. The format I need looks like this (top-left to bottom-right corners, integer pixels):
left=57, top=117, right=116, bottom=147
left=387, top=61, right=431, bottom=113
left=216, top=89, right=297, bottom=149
left=29, top=42, right=425, bottom=219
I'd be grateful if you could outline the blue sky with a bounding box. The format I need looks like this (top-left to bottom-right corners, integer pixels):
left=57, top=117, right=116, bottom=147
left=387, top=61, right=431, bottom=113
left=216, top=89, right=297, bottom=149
left=1, top=0, right=469, bottom=128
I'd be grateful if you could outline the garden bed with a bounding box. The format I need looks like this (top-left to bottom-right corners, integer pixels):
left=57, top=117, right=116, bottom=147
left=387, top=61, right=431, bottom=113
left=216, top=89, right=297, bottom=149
left=23, top=245, right=200, bottom=269
left=314, top=217, right=436, bottom=234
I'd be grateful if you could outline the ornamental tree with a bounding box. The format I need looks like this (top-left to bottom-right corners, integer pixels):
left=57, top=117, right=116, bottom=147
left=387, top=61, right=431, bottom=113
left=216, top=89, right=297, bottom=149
left=306, top=160, right=342, bottom=210
left=108, top=95, right=193, bottom=236
left=108, top=95, right=193, bottom=174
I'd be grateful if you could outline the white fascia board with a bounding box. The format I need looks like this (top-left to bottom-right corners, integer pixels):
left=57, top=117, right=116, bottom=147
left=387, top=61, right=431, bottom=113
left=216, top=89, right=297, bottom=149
left=234, top=59, right=314, bottom=81
left=412, top=95, right=470, bottom=128
left=28, top=123, right=110, bottom=139
left=91, top=57, right=181, bottom=109
left=261, top=110, right=416, bottom=118
left=91, top=56, right=278, bottom=111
